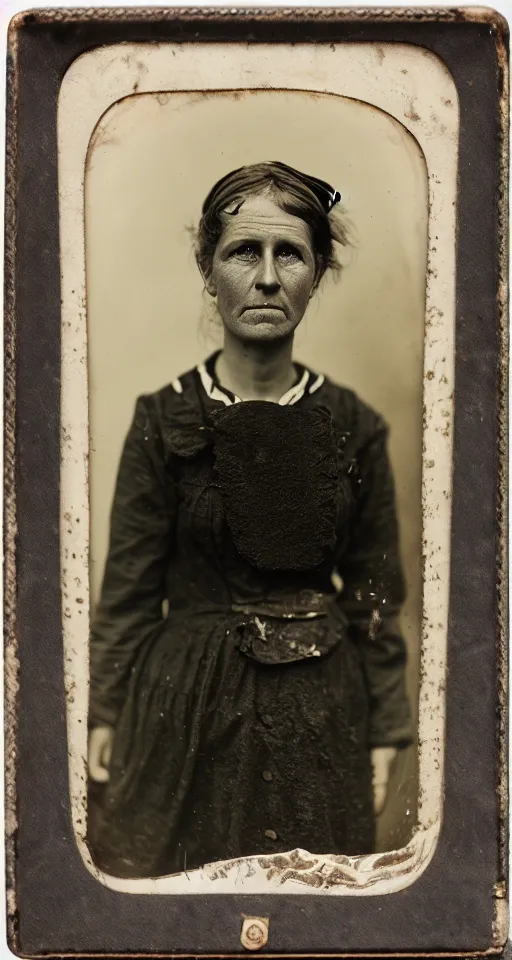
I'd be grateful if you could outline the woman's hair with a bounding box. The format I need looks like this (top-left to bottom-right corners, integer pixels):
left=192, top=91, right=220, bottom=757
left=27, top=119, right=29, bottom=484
left=195, top=162, right=350, bottom=288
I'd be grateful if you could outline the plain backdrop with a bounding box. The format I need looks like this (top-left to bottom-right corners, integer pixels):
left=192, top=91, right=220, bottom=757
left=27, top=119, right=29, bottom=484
left=85, top=88, right=428, bottom=853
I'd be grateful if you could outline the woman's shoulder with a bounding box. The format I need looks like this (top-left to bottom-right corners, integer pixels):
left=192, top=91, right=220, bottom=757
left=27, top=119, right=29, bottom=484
left=313, top=372, right=388, bottom=445
left=124, top=368, right=207, bottom=461
left=135, top=365, right=203, bottom=420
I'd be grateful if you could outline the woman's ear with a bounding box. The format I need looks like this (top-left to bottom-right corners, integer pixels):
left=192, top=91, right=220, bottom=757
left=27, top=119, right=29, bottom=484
left=310, top=258, right=323, bottom=296
left=310, top=273, right=321, bottom=297
left=205, top=276, right=217, bottom=298
left=196, top=256, right=217, bottom=298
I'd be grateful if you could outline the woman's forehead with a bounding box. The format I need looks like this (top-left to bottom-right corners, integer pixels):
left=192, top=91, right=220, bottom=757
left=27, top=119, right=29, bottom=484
left=218, top=196, right=313, bottom=245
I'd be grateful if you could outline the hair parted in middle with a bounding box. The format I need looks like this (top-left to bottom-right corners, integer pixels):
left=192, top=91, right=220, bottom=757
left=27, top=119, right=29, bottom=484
left=195, top=161, right=350, bottom=290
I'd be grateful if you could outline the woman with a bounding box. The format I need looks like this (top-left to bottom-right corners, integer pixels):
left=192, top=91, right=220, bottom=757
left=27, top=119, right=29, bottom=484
left=88, top=161, right=413, bottom=879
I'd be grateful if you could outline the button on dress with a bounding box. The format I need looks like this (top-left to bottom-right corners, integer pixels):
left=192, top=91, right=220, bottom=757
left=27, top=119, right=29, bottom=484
left=88, top=353, right=413, bottom=879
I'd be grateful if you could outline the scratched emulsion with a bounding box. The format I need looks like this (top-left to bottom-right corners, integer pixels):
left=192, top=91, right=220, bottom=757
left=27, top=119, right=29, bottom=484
left=57, top=41, right=459, bottom=895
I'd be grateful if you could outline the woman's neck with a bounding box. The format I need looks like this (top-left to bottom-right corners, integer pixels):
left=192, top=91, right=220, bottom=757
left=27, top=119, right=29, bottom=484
left=215, top=333, right=296, bottom=402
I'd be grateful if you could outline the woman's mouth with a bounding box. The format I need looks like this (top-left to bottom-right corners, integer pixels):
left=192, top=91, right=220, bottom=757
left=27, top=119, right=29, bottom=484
left=244, top=305, right=285, bottom=313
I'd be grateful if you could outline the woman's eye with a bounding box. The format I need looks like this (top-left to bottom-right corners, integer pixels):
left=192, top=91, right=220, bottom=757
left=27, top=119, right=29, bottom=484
left=232, top=244, right=259, bottom=261
left=276, top=245, right=302, bottom=262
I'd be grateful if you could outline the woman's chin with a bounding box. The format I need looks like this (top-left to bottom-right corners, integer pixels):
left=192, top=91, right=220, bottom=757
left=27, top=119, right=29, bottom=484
left=227, top=317, right=298, bottom=343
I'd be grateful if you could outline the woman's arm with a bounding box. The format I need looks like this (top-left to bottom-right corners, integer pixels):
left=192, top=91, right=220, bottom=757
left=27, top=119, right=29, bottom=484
left=89, top=395, right=176, bottom=731
left=336, top=418, right=414, bottom=750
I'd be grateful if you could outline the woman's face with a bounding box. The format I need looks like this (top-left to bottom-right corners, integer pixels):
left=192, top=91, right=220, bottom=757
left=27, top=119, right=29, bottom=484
left=204, top=194, right=318, bottom=342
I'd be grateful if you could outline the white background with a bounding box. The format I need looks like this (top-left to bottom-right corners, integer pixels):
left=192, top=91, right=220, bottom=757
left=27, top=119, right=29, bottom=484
left=0, top=0, right=510, bottom=955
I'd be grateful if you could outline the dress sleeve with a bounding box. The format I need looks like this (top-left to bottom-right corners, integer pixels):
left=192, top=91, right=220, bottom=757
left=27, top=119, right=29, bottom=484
left=336, top=418, right=414, bottom=748
left=89, top=396, right=176, bottom=728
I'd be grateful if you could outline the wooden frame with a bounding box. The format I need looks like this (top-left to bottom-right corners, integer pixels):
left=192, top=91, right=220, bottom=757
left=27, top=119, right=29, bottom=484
left=4, top=6, right=509, bottom=956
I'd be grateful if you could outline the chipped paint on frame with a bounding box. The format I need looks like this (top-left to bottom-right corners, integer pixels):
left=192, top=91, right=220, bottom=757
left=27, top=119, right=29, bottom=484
left=57, top=39, right=458, bottom=894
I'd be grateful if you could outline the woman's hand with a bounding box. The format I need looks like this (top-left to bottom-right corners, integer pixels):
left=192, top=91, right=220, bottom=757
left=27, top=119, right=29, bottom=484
left=88, top=725, right=115, bottom=783
left=371, top=746, right=398, bottom=816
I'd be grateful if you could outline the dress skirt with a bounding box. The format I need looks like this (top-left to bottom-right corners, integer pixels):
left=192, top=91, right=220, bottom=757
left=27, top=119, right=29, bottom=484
left=90, top=610, right=375, bottom=879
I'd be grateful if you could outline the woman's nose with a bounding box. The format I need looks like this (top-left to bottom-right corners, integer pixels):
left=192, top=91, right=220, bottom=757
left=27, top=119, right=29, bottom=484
left=255, top=253, right=281, bottom=292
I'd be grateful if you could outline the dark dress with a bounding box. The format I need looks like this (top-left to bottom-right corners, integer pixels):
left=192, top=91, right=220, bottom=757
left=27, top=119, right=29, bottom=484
left=88, top=353, right=413, bottom=879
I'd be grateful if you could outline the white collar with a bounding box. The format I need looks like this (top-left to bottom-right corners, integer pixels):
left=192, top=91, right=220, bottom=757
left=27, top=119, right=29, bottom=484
left=195, top=362, right=323, bottom=407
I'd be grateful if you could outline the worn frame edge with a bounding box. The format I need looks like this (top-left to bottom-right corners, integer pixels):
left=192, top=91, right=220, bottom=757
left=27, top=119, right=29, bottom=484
left=4, top=19, right=20, bottom=958
left=4, top=3, right=511, bottom=31
left=493, top=15, right=510, bottom=955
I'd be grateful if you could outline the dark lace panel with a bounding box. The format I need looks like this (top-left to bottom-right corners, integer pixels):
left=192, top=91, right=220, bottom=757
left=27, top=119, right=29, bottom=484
left=212, top=402, right=338, bottom=571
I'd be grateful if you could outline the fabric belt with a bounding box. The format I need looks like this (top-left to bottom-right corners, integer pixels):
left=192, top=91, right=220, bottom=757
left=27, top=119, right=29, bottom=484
left=229, top=591, right=346, bottom=666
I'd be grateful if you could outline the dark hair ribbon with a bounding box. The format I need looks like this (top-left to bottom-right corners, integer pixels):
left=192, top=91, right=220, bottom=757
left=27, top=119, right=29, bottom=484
left=202, top=161, right=342, bottom=216
left=271, top=161, right=342, bottom=213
